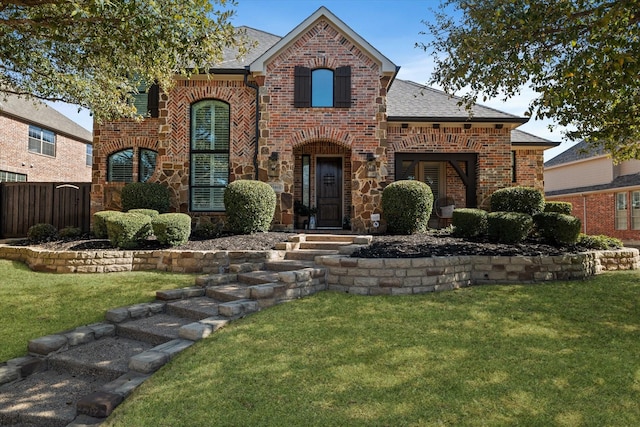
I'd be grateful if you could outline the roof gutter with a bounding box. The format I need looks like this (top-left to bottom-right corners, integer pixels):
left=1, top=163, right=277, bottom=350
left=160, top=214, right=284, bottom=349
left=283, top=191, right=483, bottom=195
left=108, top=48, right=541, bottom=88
left=388, top=116, right=528, bottom=124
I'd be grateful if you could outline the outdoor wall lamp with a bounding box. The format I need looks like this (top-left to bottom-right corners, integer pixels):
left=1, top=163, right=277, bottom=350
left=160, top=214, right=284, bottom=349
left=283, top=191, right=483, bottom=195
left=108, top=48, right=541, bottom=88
left=366, top=152, right=378, bottom=177
left=268, top=151, right=280, bottom=177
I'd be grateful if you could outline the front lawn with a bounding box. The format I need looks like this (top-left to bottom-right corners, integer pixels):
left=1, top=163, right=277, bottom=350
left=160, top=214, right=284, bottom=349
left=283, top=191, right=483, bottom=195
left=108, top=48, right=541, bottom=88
left=105, top=271, right=640, bottom=426
left=0, top=260, right=195, bottom=362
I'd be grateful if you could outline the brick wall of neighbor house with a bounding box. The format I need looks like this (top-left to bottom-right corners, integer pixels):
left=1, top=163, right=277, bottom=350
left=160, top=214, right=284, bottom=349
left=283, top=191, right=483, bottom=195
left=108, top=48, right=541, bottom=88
left=258, top=18, right=388, bottom=230
left=547, top=192, right=640, bottom=242
left=91, top=77, right=256, bottom=222
left=387, top=125, right=515, bottom=210
left=0, top=115, right=91, bottom=182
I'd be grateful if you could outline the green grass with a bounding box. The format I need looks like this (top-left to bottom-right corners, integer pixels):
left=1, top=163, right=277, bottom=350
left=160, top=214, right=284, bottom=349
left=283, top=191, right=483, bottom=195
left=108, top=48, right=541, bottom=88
left=0, top=259, right=195, bottom=362
left=104, top=271, right=640, bottom=427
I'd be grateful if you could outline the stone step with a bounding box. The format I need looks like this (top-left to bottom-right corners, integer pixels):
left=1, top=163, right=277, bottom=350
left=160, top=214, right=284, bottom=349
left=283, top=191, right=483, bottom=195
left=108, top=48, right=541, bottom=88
left=217, top=299, right=259, bottom=318
left=263, top=259, right=315, bottom=272
left=206, top=283, right=250, bottom=302
left=165, top=296, right=220, bottom=320
left=194, top=272, right=237, bottom=287
left=303, top=234, right=356, bottom=243
left=237, top=270, right=281, bottom=286
left=299, top=241, right=351, bottom=250
left=284, top=249, right=337, bottom=261
left=47, top=337, right=152, bottom=382
left=115, top=313, right=193, bottom=346
left=0, top=369, right=107, bottom=427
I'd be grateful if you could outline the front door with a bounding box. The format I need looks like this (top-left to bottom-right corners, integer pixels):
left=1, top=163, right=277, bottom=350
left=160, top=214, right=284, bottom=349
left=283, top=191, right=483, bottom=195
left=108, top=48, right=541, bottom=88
left=316, top=157, right=342, bottom=227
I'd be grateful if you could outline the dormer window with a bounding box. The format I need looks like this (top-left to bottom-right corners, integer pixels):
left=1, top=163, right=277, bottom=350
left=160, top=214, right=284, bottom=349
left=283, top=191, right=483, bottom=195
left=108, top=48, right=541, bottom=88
left=294, top=66, right=351, bottom=108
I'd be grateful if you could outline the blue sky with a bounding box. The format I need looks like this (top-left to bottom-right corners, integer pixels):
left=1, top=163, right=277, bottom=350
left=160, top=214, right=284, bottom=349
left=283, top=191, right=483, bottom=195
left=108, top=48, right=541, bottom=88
left=52, top=0, right=574, bottom=160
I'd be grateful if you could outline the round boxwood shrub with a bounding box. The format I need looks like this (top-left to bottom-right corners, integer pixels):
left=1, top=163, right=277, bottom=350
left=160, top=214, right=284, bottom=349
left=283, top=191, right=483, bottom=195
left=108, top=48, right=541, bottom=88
left=121, top=182, right=171, bottom=213
left=452, top=208, right=488, bottom=238
left=58, top=226, right=82, bottom=240
left=490, top=186, right=545, bottom=215
left=381, top=180, right=433, bottom=234
left=105, top=212, right=152, bottom=249
left=93, top=210, right=121, bottom=239
left=128, top=208, right=160, bottom=219
left=224, top=180, right=276, bottom=234
left=487, top=212, right=533, bottom=244
left=577, top=233, right=623, bottom=250
left=152, top=213, right=191, bottom=246
left=544, top=201, right=572, bottom=215
left=27, top=223, right=57, bottom=243
left=533, top=212, right=581, bottom=245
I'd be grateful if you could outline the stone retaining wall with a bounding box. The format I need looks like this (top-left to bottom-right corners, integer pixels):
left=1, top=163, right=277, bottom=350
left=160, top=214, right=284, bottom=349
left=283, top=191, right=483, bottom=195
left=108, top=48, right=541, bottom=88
left=0, top=246, right=284, bottom=274
left=318, top=249, right=640, bottom=296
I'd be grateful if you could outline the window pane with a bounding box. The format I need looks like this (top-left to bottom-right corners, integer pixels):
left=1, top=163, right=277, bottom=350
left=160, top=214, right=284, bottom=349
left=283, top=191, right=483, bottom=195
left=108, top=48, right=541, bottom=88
left=27, top=125, right=56, bottom=156
left=139, top=149, right=157, bottom=182
left=108, top=149, right=133, bottom=182
left=632, top=191, right=640, bottom=230
left=132, top=93, right=149, bottom=116
left=86, top=144, right=93, bottom=167
left=312, top=69, right=333, bottom=107
left=28, top=137, right=40, bottom=153
left=191, top=188, right=225, bottom=211
left=615, top=192, right=628, bottom=230
left=0, top=170, right=27, bottom=182
left=190, top=100, right=230, bottom=211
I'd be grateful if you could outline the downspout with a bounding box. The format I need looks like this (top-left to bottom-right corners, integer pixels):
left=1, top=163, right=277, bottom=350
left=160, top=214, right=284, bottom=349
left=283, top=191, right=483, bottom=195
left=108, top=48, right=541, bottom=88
left=244, top=67, right=260, bottom=180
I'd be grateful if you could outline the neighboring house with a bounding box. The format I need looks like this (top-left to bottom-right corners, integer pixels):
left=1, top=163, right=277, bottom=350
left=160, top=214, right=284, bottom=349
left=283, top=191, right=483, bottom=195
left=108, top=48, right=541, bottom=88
left=91, top=7, right=558, bottom=232
left=0, top=94, right=92, bottom=182
left=545, top=140, right=640, bottom=243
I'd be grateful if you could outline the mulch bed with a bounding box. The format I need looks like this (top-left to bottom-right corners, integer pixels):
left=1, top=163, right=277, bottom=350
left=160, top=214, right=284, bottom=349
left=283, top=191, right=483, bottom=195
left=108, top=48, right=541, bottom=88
left=10, top=231, right=594, bottom=258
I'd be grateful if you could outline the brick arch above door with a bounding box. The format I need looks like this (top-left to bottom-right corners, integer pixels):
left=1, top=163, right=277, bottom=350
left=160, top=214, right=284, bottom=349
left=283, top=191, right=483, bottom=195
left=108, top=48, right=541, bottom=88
left=290, top=126, right=353, bottom=149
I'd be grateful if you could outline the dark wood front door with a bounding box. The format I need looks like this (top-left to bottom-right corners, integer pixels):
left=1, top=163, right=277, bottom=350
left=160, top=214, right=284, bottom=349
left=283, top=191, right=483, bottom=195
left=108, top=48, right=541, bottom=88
left=316, top=157, right=342, bottom=227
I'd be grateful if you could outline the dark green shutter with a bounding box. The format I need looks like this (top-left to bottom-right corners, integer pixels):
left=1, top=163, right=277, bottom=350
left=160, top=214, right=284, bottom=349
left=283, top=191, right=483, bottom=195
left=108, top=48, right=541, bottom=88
left=334, top=66, right=351, bottom=108
left=294, top=66, right=311, bottom=107
left=147, top=83, right=160, bottom=118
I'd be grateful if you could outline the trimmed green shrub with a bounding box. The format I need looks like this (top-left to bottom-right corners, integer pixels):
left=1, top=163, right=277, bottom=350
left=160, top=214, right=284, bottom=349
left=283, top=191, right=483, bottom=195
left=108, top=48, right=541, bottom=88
left=105, top=212, right=152, bottom=249
left=192, top=221, right=223, bottom=240
left=121, top=182, right=171, bottom=213
left=487, top=212, right=533, bottom=244
left=544, top=201, right=573, bottom=215
left=577, top=233, right=623, bottom=250
left=224, top=180, right=276, bottom=234
left=58, top=226, right=82, bottom=239
left=128, top=208, right=160, bottom=219
left=27, top=223, right=57, bottom=243
left=93, top=210, right=121, bottom=239
left=533, top=212, right=581, bottom=245
left=152, top=213, right=191, bottom=246
left=452, top=208, right=488, bottom=238
left=490, top=186, right=545, bottom=215
left=381, top=180, right=433, bottom=234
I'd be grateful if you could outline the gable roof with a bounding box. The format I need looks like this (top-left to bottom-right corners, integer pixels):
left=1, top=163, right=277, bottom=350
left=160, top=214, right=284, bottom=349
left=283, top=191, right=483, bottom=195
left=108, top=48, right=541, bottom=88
left=544, top=140, right=606, bottom=168
left=386, top=79, right=527, bottom=123
left=0, top=94, right=92, bottom=143
left=249, top=6, right=397, bottom=77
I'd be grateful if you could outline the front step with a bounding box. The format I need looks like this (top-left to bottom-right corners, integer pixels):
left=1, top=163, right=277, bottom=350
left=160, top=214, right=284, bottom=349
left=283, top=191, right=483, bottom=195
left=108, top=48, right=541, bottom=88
left=166, top=297, right=220, bottom=320
left=303, top=234, right=356, bottom=243
left=237, top=270, right=281, bottom=285
left=284, top=249, right=337, bottom=261
left=299, top=241, right=352, bottom=250
left=263, top=259, right=314, bottom=272
left=0, top=369, right=107, bottom=427
left=206, top=284, right=250, bottom=302
left=47, top=337, right=152, bottom=382
left=116, top=314, right=193, bottom=346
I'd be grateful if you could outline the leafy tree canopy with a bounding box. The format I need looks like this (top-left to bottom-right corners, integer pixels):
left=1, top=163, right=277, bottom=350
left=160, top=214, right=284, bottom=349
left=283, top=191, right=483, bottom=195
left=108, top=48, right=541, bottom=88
left=0, top=0, right=245, bottom=122
left=422, top=0, right=640, bottom=161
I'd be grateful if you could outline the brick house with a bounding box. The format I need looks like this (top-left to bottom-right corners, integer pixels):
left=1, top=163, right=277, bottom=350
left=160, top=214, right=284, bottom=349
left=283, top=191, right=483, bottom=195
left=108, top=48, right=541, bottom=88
left=545, top=141, right=640, bottom=244
left=0, top=94, right=92, bottom=182
left=91, top=7, right=557, bottom=232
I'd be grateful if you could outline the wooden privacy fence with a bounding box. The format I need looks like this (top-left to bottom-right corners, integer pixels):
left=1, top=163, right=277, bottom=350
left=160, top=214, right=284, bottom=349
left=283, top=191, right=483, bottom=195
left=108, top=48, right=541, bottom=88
left=0, top=182, right=91, bottom=238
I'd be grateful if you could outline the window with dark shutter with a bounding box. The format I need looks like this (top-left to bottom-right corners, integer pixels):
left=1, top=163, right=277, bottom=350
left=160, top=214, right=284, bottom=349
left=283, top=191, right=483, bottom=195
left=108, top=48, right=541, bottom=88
left=294, top=66, right=311, bottom=107
left=334, top=66, right=351, bottom=108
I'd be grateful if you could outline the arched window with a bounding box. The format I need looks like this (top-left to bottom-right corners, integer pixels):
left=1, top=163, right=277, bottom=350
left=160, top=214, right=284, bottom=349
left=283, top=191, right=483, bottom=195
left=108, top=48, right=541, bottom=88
left=294, top=66, right=351, bottom=108
left=190, top=100, right=230, bottom=211
left=107, top=148, right=157, bottom=182
left=311, top=69, right=334, bottom=107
